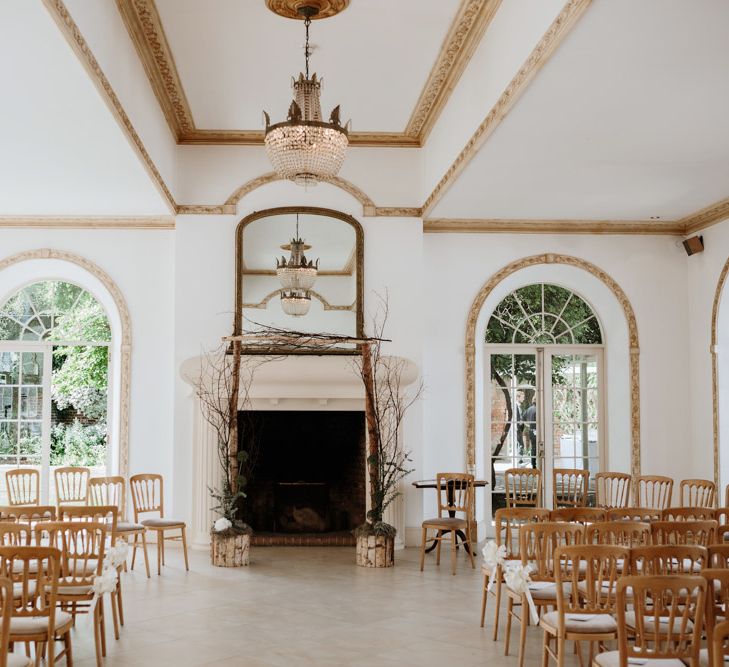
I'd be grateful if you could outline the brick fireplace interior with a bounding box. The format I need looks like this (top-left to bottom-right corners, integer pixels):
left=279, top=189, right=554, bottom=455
left=238, top=410, right=366, bottom=545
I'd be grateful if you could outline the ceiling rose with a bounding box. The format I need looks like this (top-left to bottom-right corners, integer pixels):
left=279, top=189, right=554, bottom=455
left=263, top=3, right=350, bottom=187
left=265, top=0, right=350, bottom=21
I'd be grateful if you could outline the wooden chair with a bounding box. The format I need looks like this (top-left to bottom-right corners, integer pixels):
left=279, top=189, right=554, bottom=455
left=0, top=546, right=73, bottom=666
left=650, top=520, right=717, bottom=547
left=0, top=506, right=55, bottom=525
left=702, top=569, right=729, bottom=667
left=504, top=468, right=542, bottom=507
left=594, top=471, right=631, bottom=509
left=480, top=507, right=549, bottom=637
left=4, top=469, right=39, bottom=506
left=593, top=575, right=705, bottom=667
left=680, top=478, right=716, bottom=508
left=552, top=468, right=589, bottom=508
left=630, top=544, right=708, bottom=574
left=53, top=466, right=90, bottom=507
left=585, top=521, right=651, bottom=548
left=716, top=507, right=729, bottom=540
left=505, top=521, right=584, bottom=667
left=713, top=620, right=729, bottom=667
left=661, top=506, right=716, bottom=521
left=0, top=575, right=32, bottom=667
left=708, top=544, right=729, bottom=568
left=549, top=507, right=606, bottom=524
left=43, top=521, right=108, bottom=666
left=88, top=475, right=150, bottom=578
left=633, top=474, right=673, bottom=509
left=607, top=507, right=662, bottom=522
left=725, top=484, right=729, bottom=508
left=420, top=473, right=475, bottom=575
left=0, top=523, right=33, bottom=549
left=130, top=474, right=189, bottom=575
left=541, top=544, right=627, bottom=666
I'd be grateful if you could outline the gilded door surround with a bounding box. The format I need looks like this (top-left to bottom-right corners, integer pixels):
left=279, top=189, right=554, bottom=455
left=0, top=249, right=132, bottom=480
left=711, top=255, right=729, bottom=489
left=465, top=253, right=641, bottom=477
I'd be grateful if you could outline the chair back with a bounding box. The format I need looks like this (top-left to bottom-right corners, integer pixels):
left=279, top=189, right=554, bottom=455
left=53, top=466, right=90, bottom=505
left=552, top=468, right=588, bottom=508
left=88, top=476, right=125, bottom=517
left=58, top=504, right=118, bottom=536
left=130, top=473, right=165, bottom=520
left=5, top=468, right=39, bottom=506
left=607, top=507, right=662, bottom=522
left=680, top=478, right=716, bottom=508
left=549, top=507, right=606, bottom=524
left=725, top=484, right=729, bottom=508
left=555, top=545, right=628, bottom=616
left=662, top=506, right=715, bottom=522
left=629, top=545, right=707, bottom=574
left=585, top=521, right=650, bottom=547
left=0, top=505, right=56, bottom=526
left=713, top=620, right=729, bottom=667
left=519, top=521, right=584, bottom=582
left=703, top=569, right=729, bottom=667
left=709, top=544, right=729, bottom=568
left=594, top=472, right=631, bottom=509
left=493, top=508, right=550, bottom=561
left=42, top=522, right=106, bottom=584
left=504, top=468, right=541, bottom=508
left=651, top=520, right=717, bottom=547
left=0, top=523, right=33, bottom=548
left=0, top=576, right=12, bottom=667
left=634, top=475, right=673, bottom=509
left=615, top=575, right=705, bottom=664
left=434, top=473, right=473, bottom=518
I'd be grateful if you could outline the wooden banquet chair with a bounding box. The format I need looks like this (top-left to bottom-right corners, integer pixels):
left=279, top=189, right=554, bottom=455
left=552, top=468, right=589, bottom=508
left=630, top=544, right=708, bottom=575
left=130, top=474, right=189, bottom=575
left=4, top=469, right=39, bottom=506
left=0, top=505, right=55, bottom=525
left=680, top=478, right=716, bottom=508
left=633, top=474, right=673, bottom=509
left=607, top=507, right=662, bottom=522
left=504, top=468, right=542, bottom=507
left=650, top=519, right=717, bottom=547
left=594, top=471, right=631, bottom=509
left=708, top=544, right=729, bottom=568
left=549, top=507, right=605, bottom=524
left=702, top=569, right=729, bottom=667
left=419, top=472, right=475, bottom=575
left=88, top=475, right=151, bottom=578
left=53, top=466, right=90, bottom=507
left=713, top=620, right=729, bottom=667
left=585, top=520, right=650, bottom=548
left=661, top=506, right=715, bottom=521
left=0, top=575, right=32, bottom=667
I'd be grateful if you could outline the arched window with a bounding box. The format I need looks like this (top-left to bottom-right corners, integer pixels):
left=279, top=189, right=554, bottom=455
left=0, top=281, right=110, bottom=503
left=486, top=283, right=602, bottom=345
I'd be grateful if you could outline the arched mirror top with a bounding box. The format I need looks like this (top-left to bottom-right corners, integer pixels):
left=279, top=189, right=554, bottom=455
left=235, top=206, right=364, bottom=352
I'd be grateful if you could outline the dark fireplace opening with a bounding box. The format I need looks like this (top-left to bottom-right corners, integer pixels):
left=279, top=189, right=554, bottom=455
left=238, top=410, right=366, bottom=540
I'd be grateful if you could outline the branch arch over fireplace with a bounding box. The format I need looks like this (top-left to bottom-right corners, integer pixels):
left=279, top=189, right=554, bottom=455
left=465, top=254, right=641, bottom=478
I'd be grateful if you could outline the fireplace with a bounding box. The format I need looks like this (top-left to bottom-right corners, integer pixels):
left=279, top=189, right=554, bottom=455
left=239, top=410, right=366, bottom=545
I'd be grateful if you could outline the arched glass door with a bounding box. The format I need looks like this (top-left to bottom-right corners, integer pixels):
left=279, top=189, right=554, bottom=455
left=485, top=284, right=604, bottom=518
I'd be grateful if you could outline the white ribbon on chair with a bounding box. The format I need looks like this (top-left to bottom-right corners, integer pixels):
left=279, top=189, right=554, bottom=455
left=481, top=541, right=506, bottom=592
left=88, top=539, right=131, bottom=616
left=503, top=563, right=539, bottom=624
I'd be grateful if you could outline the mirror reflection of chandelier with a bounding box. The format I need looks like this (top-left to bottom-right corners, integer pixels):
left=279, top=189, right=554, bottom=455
left=277, top=214, right=319, bottom=317
left=263, top=4, right=349, bottom=187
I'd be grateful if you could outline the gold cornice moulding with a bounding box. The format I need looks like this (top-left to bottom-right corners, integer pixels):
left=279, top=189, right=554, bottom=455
left=681, top=197, right=729, bottom=235
left=423, top=218, right=686, bottom=235
left=0, top=216, right=176, bottom=230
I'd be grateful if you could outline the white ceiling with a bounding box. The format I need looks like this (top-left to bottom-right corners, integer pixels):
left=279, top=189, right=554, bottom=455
left=431, top=0, right=729, bottom=220
left=155, top=0, right=460, bottom=132
left=0, top=0, right=171, bottom=216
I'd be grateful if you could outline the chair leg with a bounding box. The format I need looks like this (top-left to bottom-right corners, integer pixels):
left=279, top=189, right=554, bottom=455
left=110, top=590, right=120, bottom=640
left=93, top=604, right=102, bottom=667
left=140, top=530, right=151, bottom=578
left=541, top=630, right=549, bottom=667
left=518, top=598, right=529, bottom=667
left=156, top=532, right=162, bottom=575
left=436, top=532, right=442, bottom=566
left=116, top=572, right=125, bottom=626
left=505, top=597, right=513, bottom=656
left=480, top=572, right=488, bottom=627
left=466, top=525, right=475, bottom=570
left=64, top=629, right=73, bottom=667
left=493, top=577, right=502, bottom=642
left=450, top=532, right=457, bottom=575
left=99, top=598, right=107, bottom=657
left=419, top=527, right=427, bottom=571
left=181, top=526, right=190, bottom=571
left=161, top=532, right=166, bottom=565
left=130, top=533, right=138, bottom=570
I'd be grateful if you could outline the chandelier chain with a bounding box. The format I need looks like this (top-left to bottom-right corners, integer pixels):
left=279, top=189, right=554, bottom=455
left=304, top=17, right=311, bottom=79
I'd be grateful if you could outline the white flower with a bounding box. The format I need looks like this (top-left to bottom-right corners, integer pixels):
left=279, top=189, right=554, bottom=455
left=503, top=562, right=532, bottom=593
left=107, top=539, right=130, bottom=569
left=92, top=567, right=118, bottom=596
left=214, top=517, right=232, bottom=533
left=482, top=541, right=507, bottom=569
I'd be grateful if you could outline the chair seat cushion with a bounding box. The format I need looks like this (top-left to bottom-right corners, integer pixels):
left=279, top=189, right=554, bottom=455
left=540, top=610, right=617, bottom=634
left=594, top=651, right=686, bottom=666
left=421, top=517, right=467, bottom=529
left=117, top=521, right=145, bottom=532
left=624, top=611, right=694, bottom=633
left=10, top=610, right=73, bottom=635
left=507, top=582, right=571, bottom=601
left=56, top=583, right=94, bottom=596
left=141, top=518, right=185, bottom=528
left=7, top=653, right=33, bottom=667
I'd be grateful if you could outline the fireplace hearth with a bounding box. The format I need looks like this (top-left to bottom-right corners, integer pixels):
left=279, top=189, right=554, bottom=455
left=239, top=410, right=366, bottom=545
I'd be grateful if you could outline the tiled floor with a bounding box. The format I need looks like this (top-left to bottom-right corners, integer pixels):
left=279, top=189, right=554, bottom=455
left=57, top=545, right=583, bottom=667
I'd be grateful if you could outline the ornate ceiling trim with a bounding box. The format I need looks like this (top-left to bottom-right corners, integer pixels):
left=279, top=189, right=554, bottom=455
left=421, top=0, right=593, bottom=217
left=0, top=248, right=132, bottom=480
left=710, top=256, right=729, bottom=490
left=43, top=0, right=177, bottom=214
left=0, top=216, right=175, bottom=229
left=115, top=0, right=499, bottom=147
left=681, top=196, right=729, bottom=235
left=464, top=253, right=641, bottom=477
left=424, top=218, right=686, bottom=235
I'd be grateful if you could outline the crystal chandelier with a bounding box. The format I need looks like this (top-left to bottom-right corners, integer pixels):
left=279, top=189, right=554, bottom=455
left=263, top=4, right=349, bottom=187
left=277, top=214, right=319, bottom=317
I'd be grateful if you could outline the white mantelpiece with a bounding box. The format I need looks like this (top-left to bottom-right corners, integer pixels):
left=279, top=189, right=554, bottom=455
left=180, top=354, right=418, bottom=549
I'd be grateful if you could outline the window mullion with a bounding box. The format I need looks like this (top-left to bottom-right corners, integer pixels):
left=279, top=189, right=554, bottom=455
left=40, top=346, right=53, bottom=504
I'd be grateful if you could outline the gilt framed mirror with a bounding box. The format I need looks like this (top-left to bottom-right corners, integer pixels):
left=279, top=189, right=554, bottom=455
left=235, top=206, right=364, bottom=353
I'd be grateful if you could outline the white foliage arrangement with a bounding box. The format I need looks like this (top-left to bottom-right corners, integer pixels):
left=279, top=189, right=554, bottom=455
left=214, top=517, right=232, bottom=533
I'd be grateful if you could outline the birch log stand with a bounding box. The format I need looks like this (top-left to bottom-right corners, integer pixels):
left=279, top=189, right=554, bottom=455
left=211, top=532, right=250, bottom=567
left=355, top=534, right=394, bottom=568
